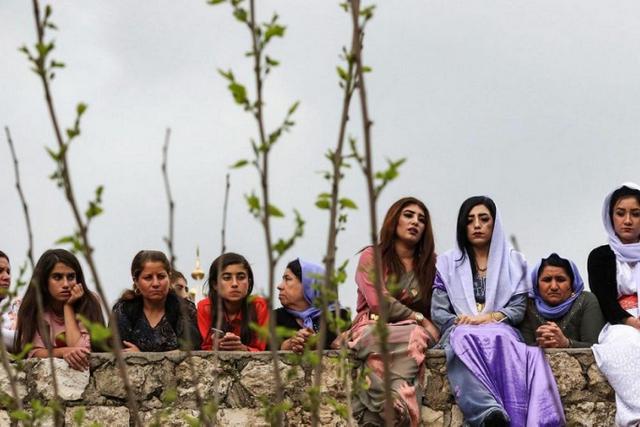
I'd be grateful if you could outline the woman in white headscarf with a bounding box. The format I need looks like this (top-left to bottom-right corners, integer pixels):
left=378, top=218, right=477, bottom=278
left=432, top=196, right=565, bottom=427
left=589, top=183, right=640, bottom=426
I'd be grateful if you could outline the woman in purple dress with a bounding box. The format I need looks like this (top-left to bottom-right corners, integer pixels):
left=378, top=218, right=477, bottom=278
left=432, top=196, right=565, bottom=426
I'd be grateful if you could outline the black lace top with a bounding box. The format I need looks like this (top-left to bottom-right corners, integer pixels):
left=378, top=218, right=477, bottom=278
left=112, top=293, right=200, bottom=351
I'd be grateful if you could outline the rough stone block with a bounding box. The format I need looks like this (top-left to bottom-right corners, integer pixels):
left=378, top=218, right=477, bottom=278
left=421, top=406, right=444, bottom=427
left=175, top=356, right=233, bottom=407
left=141, top=408, right=199, bottom=426
left=93, top=359, right=175, bottom=400
left=449, top=404, right=464, bottom=427
left=239, top=359, right=304, bottom=400
left=564, top=401, right=616, bottom=426
left=65, top=406, right=130, bottom=427
left=587, top=363, right=614, bottom=399
left=0, top=363, right=27, bottom=403
left=547, top=352, right=586, bottom=399
left=31, top=358, right=89, bottom=401
left=217, top=408, right=270, bottom=426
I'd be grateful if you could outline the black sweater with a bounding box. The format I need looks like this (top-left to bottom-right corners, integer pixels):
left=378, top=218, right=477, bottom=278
left=587, top=244, right=630, bottom=325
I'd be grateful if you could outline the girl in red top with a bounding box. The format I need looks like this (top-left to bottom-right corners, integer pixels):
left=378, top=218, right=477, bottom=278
left=197, top=253, right=268, bottom=351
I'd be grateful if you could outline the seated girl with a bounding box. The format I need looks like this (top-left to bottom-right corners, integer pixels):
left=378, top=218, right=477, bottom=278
left=519, top=253, right=604, bottom=348
left=15, top=249, right=104, bottom=370
left=433, top=196, right=564, bottom=426
left=113, top=250, right=200, bottom=352
left=275, top=258, right=350, bottom=352
left=197, top=253, right=268, bottom=351
left=589, top=183, right=640, bottom=426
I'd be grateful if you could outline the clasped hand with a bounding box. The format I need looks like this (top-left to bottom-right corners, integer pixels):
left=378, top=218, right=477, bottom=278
left=283, top=328, right=313, bottom=353
left=535, top=321, right=570, bottom=348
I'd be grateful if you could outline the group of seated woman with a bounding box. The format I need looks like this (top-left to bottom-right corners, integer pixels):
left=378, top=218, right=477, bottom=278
left=4, top=181, right=640, bottom=426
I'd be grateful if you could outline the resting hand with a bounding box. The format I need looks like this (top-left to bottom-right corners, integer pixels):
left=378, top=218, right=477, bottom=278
left=535, top=322, right=570, bottom=348
left=219, top=333, right=248, bottom=351
left=624, top=316, right=640, bottom=330
left=62, top=347, right=90, bottom=371
left=66, top=282, right=85, bottom=306
left=420, top=319, right=440, bottom=345
left=122, top=340, right=140, bottom=353
left=282, top=328, right=313, bottom=353
left=455, top=314, right=493, bottom=325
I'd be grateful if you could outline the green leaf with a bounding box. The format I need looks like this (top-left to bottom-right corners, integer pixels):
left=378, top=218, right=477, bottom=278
left=265, top=56, right=280, bottom=67
left=268, top=204, right=285, bottom=218
left=233, top=7, right=248, bottom=22
left=76, top=103, right=88, bottom=115
left=339, top=198, right=358, bottom=209
left=336, top=66, right=348, bottom=81
left=208, top=0, right=227, bottom=4
left=217, top=68, right=233, bottom=81
left=264, top=24, right=286, bottom=43
left=230, top=159, right=249, bottom=169
left=228, top=82, right=247, bottom=105
left=288, top=101, right=300, bottom=115
left=315, top=199, right=330, bottom=210
left=72, top=407, right=86, bottom=426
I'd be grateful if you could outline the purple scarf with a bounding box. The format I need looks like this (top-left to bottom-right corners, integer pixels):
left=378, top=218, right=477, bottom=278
left=285, top=259, right=335, bottom=329
left=529, top=256, right=584, bottom=319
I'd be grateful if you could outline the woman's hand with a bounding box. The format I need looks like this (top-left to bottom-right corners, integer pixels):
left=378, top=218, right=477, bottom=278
left=535, top=322, right=570, bottom=348
left=65, top=282, right=85, bottom=306
left=218, top=333, right=248, bottom=351
left=455, top=313, right=494, bottom=325
left=420, top=319, right=440, bottom=346
left=624, top=316, right=640, bottom=330
left=282, top=328, right=313, bottom=353
left=62, top=347, right=90, bottom=371
left=122, top=340, right=141, bottom=353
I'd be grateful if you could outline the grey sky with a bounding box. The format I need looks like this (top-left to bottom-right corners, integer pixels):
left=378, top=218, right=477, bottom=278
left=2, top=1, right=639, bottom=313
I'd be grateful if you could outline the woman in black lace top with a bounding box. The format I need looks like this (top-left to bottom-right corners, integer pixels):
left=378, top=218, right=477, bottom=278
left=112, top=250, right=200, bottom=352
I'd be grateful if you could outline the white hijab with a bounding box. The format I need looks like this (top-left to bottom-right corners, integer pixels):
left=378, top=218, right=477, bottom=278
left=602, top=182, right=640, bottom=263
left=436, top=205, right=529, bottom=315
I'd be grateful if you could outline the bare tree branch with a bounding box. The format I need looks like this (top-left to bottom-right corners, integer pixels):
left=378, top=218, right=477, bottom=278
left=162, top=127, right=176, bottom=270
left=312, top=13, right=360, bottom=427
left=221, top=173, right=230, bottom=255
left=5, top=127, right=35, bottom=270
left=349, top=0, right=394, bottom=424
left=27, top=2, right=142, bottom=424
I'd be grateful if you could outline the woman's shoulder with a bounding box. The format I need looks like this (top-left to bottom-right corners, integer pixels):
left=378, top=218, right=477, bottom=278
left=251, top=296, right=268, bottom=309
left=197, top=298, right=211, bottom=310
left=588, top=245, right=614, bottom=261
left=580, top=291, right=601, bottom=306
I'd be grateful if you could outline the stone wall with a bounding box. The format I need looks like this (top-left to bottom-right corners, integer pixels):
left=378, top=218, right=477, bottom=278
left=0, top=349, right=615, bottom=426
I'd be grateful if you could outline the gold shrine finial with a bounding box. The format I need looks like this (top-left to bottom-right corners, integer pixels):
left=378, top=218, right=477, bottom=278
left=191, top=246, right=205, bottom=281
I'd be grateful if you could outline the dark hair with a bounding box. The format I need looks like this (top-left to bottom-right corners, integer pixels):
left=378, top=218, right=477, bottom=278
left=609, top=186, right=640, bottom=226
left=207, top=253, right=257, bottom=345
left=0, top=251, right=9, bottom=263
left=170, top=270, right=187, bottom=284
left=286, top=259, right=302, bottom=282
left=537, top=253, right=574, bottom=288
left=120, top=250, right=172, bottom=301
left=15, top=249, right=105, bottom=351
left=378, top=197, right=437, bottom=317
left=456, top=196, right=497, bottom=277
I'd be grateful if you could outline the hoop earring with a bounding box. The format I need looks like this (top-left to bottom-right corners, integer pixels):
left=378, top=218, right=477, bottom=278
left=134, top=286, right=141, bottom=295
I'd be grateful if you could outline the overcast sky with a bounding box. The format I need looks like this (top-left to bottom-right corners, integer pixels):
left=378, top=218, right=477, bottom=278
left=2, top=1, right=639, bottom=313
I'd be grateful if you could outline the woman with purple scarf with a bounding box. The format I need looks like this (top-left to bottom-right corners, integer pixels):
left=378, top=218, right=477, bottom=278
left=519, top=253, right=604, bottom=348
left=589, top=183, right=640, bottom=426
left=276, top=258, right=350, bottom=352
left=432, top=196, right=565, bottom=426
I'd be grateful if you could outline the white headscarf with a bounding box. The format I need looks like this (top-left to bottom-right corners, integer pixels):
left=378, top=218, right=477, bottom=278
left=602, top=182, right=640, bottom=263
left=436, top=205, right=529, bottom=315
